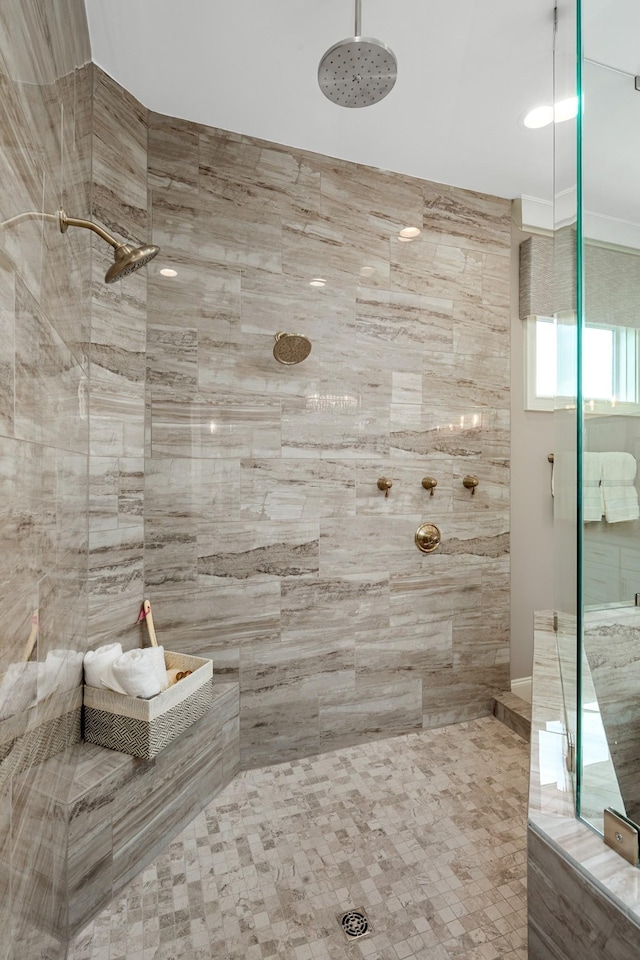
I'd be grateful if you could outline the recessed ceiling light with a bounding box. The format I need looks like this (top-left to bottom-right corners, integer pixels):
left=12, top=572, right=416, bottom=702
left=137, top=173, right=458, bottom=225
left=523, top=105, right=554, bottom=129
left=554, top=96, right=579, bottom=123
left=310, top=278, right=326, bottom=287
left=360, top=266, right=375, bottom=277
left=159, top=268, right=178, bottom=277
left=399, top=226, right=421, bottom=239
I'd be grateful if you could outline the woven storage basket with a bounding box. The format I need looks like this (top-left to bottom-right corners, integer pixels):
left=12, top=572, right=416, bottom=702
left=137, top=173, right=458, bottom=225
left=82, top=651, right=213, bottom=759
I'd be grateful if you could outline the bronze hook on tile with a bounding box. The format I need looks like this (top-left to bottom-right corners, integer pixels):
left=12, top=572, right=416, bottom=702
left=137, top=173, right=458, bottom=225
left=463, top=476, right=479, bottom=495
left=421, top=477, right=437, bottom=496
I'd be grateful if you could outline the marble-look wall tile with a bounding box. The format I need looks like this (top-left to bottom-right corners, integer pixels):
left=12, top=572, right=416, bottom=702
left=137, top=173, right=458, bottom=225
left=320, top=514, right=423, bottom=576
left=355, top=621, right=453, bottom=683
left=390, top=403, right=509, bottom=460
left=146, top=457, right=240, bottom=522
left=241, top=633, right=355, bottom=703
left=198, top=520, right=319, bottom=584
left=148, top=113, right=200, bottom=194
left=282, top=398, right=390, bottom=459
left=0, top=253, right=15, bottom=438
left=318, top=679, right=423, bottom=748
left=89, top=377, right=145, bottom=458
left=151, top=395, right=282, bottom=459
left=240, top=459, right=355, bottom=521
left=240, top=268, right=354, bottom=339
left=354, top=287, right=453, bottom=353
left=147, top=116, right=512, bottom=768
left=280, top=574, right=389, bottom=637
left=145, top=582, right=281, bottom=680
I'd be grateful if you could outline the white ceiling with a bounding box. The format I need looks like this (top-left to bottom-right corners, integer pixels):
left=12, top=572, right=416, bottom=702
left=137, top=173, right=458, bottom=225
left=84, top=0, right=556, bottom=203
left=83, top=0, right=640, bottom=232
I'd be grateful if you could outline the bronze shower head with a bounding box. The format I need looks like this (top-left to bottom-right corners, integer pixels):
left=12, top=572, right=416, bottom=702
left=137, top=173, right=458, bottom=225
left=273, top=332, right=312, bottom=365
left=58, top=209, right=160, bottom=283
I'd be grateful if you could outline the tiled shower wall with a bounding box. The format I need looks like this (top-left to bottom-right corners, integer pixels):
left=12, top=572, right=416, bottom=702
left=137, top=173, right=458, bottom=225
left=0, top=0, right=91, bottom=955
left=144, top=114, right=512, bottom=768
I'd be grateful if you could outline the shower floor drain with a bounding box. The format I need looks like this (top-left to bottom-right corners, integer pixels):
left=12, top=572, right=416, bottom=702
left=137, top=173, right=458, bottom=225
left=337, top=908, right=372, bottom=942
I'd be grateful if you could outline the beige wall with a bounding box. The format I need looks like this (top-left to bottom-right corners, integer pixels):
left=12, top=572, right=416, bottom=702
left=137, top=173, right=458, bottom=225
left=510, top=222, right=554, bottom=679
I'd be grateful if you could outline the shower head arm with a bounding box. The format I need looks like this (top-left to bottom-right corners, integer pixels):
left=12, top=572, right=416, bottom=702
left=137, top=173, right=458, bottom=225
left=58, top=209, right=122, bottom=250
left=355, top=0, right=361, bottom=35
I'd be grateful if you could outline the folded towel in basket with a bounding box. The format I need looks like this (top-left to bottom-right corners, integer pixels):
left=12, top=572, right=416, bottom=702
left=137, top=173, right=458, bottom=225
left=84, top=643, right=127, bottom=694
left=38, top=649, right=84, bottom=701
left=112, top=648, right=162, bottom=699
left=0, top=662, right=38, bottom=721
left=146, top=645, right=169, bottom=692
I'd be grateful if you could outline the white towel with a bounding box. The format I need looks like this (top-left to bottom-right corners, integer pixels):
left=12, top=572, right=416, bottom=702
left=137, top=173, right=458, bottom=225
left=83, top=643, right=127, bottom=694
left=601, top=452, right=640, bottom=523
left=38, top=649, right=84, bottom=701
left=146, top=646, right=169, bottom=692
left=583, top=452, right=605, bottom=522
left=111, top=648, right=162, bottom=699
left=0, top=662, right=38, bottom=721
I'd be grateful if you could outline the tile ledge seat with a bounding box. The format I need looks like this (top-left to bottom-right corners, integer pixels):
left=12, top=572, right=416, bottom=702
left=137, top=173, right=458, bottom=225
left=13, top=681, right=240, bottom=944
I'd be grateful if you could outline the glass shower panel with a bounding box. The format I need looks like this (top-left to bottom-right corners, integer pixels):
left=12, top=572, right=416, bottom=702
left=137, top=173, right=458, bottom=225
left=553, top=0, right=580, bottom=809
left=579, top=0, right=640, bottom=834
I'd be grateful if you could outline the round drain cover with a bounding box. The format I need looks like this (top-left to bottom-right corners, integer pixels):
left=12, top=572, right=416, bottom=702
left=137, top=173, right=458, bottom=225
left=341, top=910, right=369, bottom=938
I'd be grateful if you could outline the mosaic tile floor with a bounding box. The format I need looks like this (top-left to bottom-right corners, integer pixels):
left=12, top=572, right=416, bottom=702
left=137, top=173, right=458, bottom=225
left=68, top=717, right=528, bottom=960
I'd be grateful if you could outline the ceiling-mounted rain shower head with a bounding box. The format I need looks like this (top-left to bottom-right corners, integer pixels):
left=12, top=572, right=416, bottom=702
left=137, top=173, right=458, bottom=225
left=318, top=0, right=397, bottom=108
left=58, top=209, right=160, bottom=283
left=273, top=332, right=312, bottom=365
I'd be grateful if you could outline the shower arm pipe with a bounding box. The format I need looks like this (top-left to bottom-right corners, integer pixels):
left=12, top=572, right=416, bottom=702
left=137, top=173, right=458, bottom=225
left=58, top=209, right=122, bottom=249
left=355, top=0, right=362, bottom=35
left=1, top=208, right=122, bottom=249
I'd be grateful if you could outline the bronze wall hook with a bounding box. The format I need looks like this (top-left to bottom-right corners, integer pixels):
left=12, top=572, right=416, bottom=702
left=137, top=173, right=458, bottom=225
left=421, top=477, right=437, bottom=496
left=462, top=475, right=479, bottom=495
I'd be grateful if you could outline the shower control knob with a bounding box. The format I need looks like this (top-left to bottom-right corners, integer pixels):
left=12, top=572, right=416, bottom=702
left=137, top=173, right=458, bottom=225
left=377, top=477, right=393, bottom=497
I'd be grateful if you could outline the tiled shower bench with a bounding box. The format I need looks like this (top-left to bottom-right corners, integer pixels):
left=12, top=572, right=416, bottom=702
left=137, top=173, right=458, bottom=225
left=13, top=682, right=239, bottom=945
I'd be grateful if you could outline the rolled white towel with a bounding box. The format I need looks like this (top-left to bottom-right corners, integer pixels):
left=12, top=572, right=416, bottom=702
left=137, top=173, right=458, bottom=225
left=112, top=648, right=162, bottom=699
left=38, top=649, right=85, bottom=701
left=0, top=662, right=38, bottom=721
left=83, top=643, right=127, bottom=694
left=145, top=645, right=169, bottom=692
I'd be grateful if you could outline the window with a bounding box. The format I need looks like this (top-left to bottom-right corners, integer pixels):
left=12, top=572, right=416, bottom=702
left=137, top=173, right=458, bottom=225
left=524, top=315, right=640, bottom=411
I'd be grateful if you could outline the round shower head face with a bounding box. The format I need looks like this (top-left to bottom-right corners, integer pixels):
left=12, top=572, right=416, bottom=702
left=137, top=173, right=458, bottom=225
left=105, top=243, right=160, bottom=284
left=318, top=36, right=397, bottom=107
left=273, top=332, right=312, bottom=365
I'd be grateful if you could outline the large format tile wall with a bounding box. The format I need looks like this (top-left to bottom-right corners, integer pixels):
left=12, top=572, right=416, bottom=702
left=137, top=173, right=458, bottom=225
left=0, top=1, right=92, bottom=956
left=145, top=114, right=512, bottom=768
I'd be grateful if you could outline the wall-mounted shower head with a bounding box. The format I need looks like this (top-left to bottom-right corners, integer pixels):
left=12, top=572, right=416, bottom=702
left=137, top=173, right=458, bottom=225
left=318, top=0, right=397, bottom=108
left=58, top=209, right=160, bottom=283
left=273, top=332, right=312, bottom=365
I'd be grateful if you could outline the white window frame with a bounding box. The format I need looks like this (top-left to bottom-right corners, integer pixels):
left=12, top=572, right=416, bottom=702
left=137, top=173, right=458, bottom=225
left=524, top=314, right=640, bottom=414
left=524, top=315, right=555, bottom=411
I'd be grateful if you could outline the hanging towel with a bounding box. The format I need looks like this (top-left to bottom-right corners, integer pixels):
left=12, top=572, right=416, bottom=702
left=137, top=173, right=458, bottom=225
left=83, top=643, right=128, bottom=694
left=553, top=452, right=577, bottom=521
left=583, top=452, right=605, bottom=522
left=601, top=452, right=640, bottom=523
left=111, top=648, right=162, bottom=699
